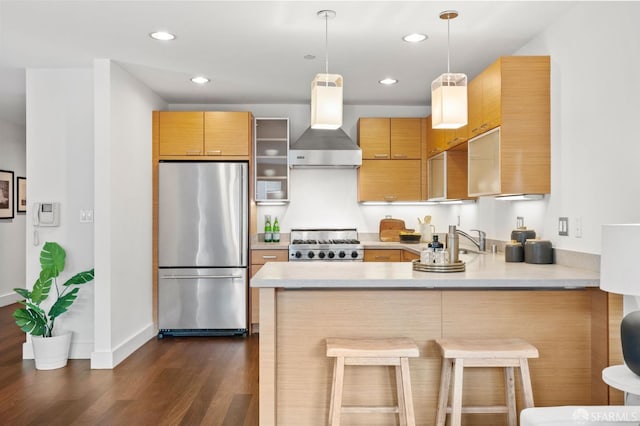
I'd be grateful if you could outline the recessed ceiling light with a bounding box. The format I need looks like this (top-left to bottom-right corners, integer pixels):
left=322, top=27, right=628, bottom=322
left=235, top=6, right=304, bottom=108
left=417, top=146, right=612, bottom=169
left=304, top=54, right=316, bottom=60
left=150, top=31, right=176, bottom=41
left=379, top=78, right=398, bottom=85
left=403, top=33, right=428, bottom=43
left=191, top=76, right=210, bottom=85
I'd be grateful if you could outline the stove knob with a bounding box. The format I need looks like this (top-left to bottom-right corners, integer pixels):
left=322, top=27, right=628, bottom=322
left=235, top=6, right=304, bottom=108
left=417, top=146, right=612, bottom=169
left=351, top=251, right=359, bottom=259
left=328, top=251, right=335, bottom=259
left=318, top=252, right=326, bottom=259
left=338, top=251, right=346, bottom=258
left=308, top=251, right=315, bottom=259
left=295, top=251, right=302, bottom=258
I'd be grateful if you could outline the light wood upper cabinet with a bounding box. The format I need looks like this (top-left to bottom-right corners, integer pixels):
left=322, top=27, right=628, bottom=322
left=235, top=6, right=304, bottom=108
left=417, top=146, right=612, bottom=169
left=157, top=111, right=252, bottom=158
left=428, top=148, right=470, bottom=200
left=359, top=118, right=421, bottom=159
left=159, top=112, right=204, bottom=156
left=467, top=56, right=550, bottom=195
left=390, top=118, right=422, bottom=159
left=425, top=116, right=447, bottom=158
left=468, top=58, right=502, bottom=138
left=358, top=159, right=421, bottom=202
left=204, top=111, right=251, bottom=156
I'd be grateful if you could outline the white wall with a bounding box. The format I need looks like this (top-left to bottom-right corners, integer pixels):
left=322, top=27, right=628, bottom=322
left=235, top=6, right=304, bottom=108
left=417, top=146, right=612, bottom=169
left=92, top=60, right=167, bottom=368
left=0, top=118, right=26, bottom=306
left=25, top=68, right=95, bottom=358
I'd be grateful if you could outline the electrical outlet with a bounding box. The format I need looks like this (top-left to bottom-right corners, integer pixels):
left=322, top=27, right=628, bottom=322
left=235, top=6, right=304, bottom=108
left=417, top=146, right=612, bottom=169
left=575, top=217, right=582, bottom=238
left=516, top=216, right=524, bottom=229
left=558, top=217, right=569, bottom=236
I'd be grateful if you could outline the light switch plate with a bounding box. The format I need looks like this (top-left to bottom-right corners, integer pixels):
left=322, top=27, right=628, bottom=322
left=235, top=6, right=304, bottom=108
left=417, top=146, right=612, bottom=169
left=559, top=217, right=569, bottom=236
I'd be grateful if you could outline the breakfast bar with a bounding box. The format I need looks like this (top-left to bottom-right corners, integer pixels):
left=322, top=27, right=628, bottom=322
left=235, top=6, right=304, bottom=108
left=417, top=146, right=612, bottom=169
left=251, top=255, right=621, bottom=426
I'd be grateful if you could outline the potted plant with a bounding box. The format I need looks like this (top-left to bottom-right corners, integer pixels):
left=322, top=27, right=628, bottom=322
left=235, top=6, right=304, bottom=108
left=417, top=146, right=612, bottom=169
left=13, top=241, right=94, bottom=370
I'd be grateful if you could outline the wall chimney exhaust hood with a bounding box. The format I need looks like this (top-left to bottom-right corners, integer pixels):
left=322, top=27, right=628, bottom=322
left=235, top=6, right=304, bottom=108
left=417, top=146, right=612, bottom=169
left=289, top=127, right=362, bottom=168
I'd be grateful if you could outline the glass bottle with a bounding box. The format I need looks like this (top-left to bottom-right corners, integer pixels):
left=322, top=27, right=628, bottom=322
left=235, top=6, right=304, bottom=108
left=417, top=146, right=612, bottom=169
left=272, top=217, right=280, bottom=243
left=264, top=215, right=272, bottom=243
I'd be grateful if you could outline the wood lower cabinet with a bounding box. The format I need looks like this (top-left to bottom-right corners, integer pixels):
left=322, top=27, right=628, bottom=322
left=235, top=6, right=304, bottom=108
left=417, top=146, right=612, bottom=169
left=358, top=159, right=422, bottom=202
left=157, top=111, right=252, bottom=158
left=250, top=249, right=288, bottom=332
left=364, top=249, right=402, bottom=262
left=402, top=250, right=420, bottom=262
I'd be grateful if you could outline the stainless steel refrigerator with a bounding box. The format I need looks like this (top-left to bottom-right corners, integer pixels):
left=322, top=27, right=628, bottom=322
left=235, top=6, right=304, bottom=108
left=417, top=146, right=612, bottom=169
left=157, top=161, right=248, bottom=337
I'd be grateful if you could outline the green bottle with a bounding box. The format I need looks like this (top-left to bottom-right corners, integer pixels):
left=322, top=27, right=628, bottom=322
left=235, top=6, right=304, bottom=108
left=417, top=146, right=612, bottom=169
left=264, top=215, right=272, bottom=243
left=272, top=217, right=280, bottom=243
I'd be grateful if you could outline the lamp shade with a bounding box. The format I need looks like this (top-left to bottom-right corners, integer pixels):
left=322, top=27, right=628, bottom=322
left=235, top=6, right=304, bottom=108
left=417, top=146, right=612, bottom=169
left=431, top=73, right=467, bottom=129
left=600, top=224, right=640, bottom=296
left=311, top=73, right=343, bottom=129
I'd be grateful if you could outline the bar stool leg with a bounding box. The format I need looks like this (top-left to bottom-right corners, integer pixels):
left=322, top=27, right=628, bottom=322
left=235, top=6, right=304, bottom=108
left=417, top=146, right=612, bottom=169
left=450, top=359, right=464, bottom=426
left=330, top=356, right=345, bottom=426
left=435, top=358, right=453, bottom=426
left=505, top=366, right=517, bottom=426
left=519, top=358, right=535, bottom=409
left=396, top=364, right=407, bottom=426
left=400, top=357, right=416, bottom=426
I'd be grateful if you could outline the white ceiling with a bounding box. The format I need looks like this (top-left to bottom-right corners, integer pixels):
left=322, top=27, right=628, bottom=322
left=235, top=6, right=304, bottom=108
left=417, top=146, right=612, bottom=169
left=0, top=1, right=577, bottom=125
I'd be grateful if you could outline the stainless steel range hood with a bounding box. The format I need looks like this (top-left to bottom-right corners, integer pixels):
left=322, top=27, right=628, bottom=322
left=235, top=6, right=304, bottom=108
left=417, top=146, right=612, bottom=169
left=289, top=127, right=362, bottom=168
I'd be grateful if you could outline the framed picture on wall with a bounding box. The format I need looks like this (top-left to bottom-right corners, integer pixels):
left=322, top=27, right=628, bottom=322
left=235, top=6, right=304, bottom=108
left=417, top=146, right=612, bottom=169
left=0, top=169, right=14, bottom=219
left=17, top=177, right=26, bottom=213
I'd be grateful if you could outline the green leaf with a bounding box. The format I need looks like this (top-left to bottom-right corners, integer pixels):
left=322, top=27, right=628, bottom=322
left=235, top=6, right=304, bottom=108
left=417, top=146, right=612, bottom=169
left=13, top=308, right=47, bottom=336
left=62, top=269, right=94, bottom=287
left=48, top=288, right=79, bottom=320
left=13, top=287, right=31, bottom=299
left=30, top=272, right=53, bottom=304
left=40, top=242, right=65, bottom=277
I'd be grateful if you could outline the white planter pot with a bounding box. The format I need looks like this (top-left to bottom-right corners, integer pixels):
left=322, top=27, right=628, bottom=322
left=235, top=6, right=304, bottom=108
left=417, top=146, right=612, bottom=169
left=31, top=333, right=71, bottom=370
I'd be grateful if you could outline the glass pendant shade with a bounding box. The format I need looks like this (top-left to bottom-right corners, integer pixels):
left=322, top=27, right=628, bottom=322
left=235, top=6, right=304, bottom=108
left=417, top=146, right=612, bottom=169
left=431, top=72, right=468, bottom=129
left=311, top=73, right=343, bottom=129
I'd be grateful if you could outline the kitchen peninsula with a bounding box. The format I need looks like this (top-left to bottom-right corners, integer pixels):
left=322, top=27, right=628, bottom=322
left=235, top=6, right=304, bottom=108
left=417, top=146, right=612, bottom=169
left=251, top=255, right=622, bottom=426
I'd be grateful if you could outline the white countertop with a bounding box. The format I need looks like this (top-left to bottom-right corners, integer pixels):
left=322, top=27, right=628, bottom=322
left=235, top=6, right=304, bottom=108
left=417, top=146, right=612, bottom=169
left=250, top=251, right=600, bottom=289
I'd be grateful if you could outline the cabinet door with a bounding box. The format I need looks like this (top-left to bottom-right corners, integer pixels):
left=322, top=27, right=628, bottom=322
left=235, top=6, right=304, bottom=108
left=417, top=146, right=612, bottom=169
left=204, top=111, right=251, bottom=156
left=390, top=118, right=421, bottom=159
left=402, top=250, right=420, bottom=262
left=359, top=118, right=390, bottom=159
left=364, top=249, right=402, bottom=262
left=426, top=116, right=446, bottom=158
left=428, top=152, right=446, bottom=200
left=159, top=112, right=204, bottom=156
left=482, top=59, right=502, bottom=131
left=467, top=77, right=483, bottom=138
left=358, top=159, right=421, bottom=201
left=468, top=128, right=501, bottom=196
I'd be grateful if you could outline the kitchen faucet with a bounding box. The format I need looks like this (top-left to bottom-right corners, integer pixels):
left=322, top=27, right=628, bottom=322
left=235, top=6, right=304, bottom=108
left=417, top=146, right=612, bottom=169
left=456, top=229, right=486, bottom=252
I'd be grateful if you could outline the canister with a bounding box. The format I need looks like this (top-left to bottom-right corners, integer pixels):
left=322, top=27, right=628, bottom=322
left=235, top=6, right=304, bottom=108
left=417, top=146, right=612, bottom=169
left=524, top=240, right=553, bottom=264
left=511, top=228, right=536, bottom=245
left=505, top=241, right=524, bottom=262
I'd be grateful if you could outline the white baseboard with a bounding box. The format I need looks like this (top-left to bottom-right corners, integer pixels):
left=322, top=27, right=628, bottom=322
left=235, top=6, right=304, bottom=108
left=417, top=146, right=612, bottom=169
left=0, top=292, right=21, bottom=307
left=22, top=337, right=95, bottom=359
left=91, top=322, right=156, bottom=369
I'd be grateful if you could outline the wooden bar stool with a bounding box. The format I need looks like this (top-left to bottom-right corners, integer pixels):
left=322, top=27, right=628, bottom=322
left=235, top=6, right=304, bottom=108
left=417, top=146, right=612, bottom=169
left=435, top=338, right=539, bottom=426
left=326, top=337, right=419, bottom=426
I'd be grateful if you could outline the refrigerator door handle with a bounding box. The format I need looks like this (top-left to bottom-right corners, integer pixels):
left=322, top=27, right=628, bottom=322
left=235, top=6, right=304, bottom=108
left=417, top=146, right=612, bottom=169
left=160, top=275, right=243, bottom=280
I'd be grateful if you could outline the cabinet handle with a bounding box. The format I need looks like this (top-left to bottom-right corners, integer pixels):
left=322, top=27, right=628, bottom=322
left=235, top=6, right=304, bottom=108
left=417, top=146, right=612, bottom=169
left=206, top=150, right=222, bottom=155
left=429, top=149, right=441, bottom=154
left=374, top=153, right=389, bottom=159
left=481, top=123, right=489, bottom=129
left=392, top=154, right=407, bottom=159
left=375, top=256, right=391, bottom=260
left=383, top=195, right=397, bottom=201
left=471, top=127, right=480, bottom=133
left=186, top=150, right=202, bottom=155
left=262, top=255, right=278, bottom=259
left=447, top=137, right=460, bottom=145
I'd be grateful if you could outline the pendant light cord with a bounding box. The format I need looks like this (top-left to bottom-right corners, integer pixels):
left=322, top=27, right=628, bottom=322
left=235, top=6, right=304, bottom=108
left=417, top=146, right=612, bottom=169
left=446, top=16, right=451, bottom=74
left=324, top=12, right=329, bottom=81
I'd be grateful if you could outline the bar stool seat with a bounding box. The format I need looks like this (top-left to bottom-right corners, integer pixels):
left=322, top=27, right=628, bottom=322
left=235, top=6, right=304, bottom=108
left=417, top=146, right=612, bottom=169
left=326, top=337, right=419, bottom=426
left=435, top=338, right=539, bottom=426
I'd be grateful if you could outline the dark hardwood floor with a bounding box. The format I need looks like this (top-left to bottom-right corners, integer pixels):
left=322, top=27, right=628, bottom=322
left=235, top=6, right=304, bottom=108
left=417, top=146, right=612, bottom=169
left=0, top=303, right=259, bottom=425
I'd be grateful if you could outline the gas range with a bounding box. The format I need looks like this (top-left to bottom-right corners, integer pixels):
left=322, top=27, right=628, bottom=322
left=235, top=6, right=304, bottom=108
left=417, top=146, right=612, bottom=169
left=289, top=228, right=364, bottom=261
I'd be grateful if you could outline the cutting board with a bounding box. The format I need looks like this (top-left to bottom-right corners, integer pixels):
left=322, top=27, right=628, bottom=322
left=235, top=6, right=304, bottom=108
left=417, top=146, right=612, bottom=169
left=379, top=218, right=408, bottom=242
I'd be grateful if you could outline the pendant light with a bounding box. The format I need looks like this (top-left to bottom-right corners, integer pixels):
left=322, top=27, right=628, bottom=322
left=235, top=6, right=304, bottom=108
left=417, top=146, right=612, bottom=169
left=431, top=10, right=467, bottom=129
left=311, top=9, right=343, bottom=130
